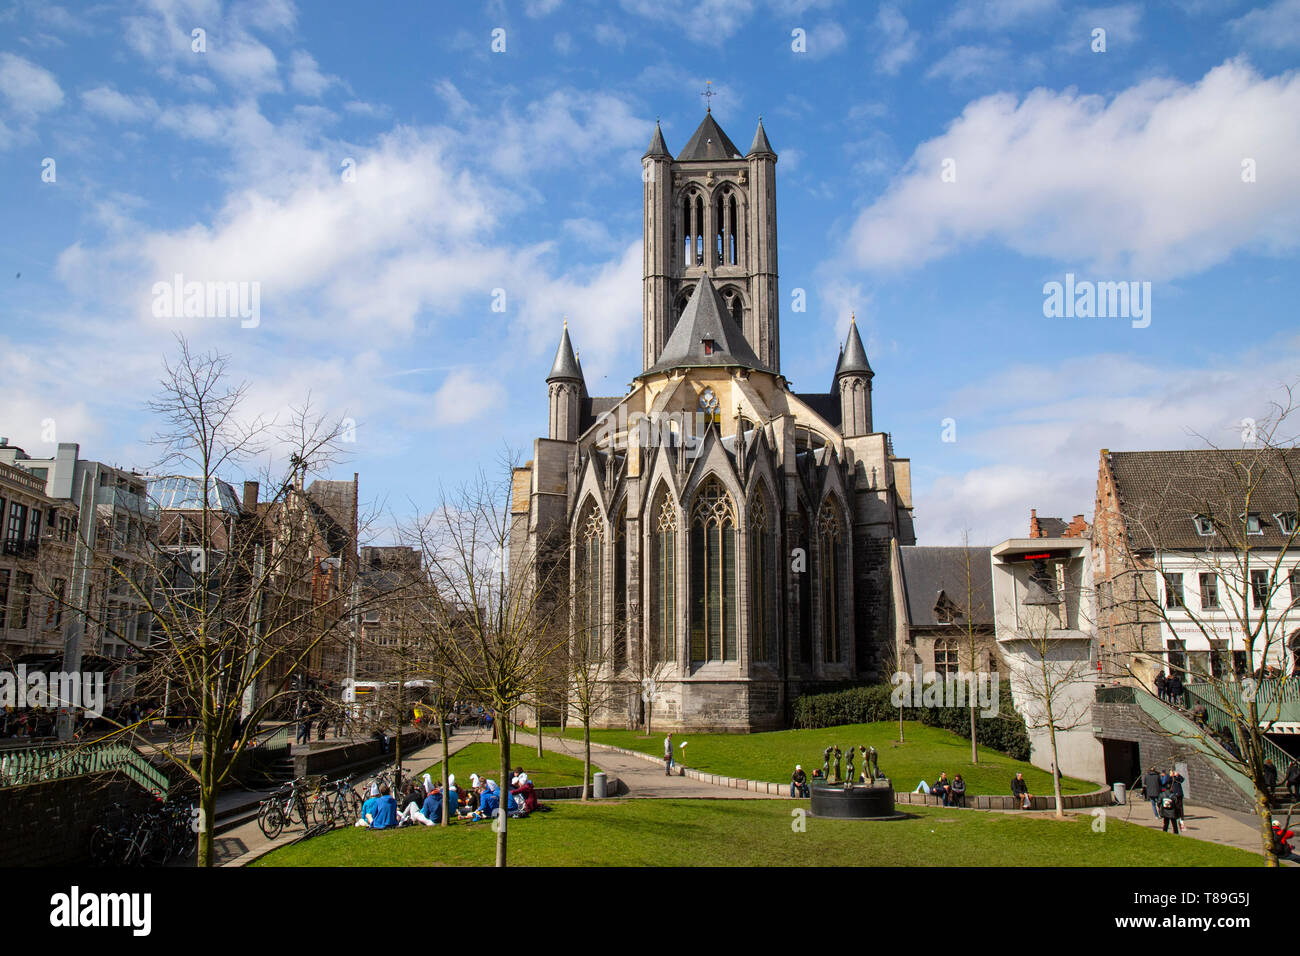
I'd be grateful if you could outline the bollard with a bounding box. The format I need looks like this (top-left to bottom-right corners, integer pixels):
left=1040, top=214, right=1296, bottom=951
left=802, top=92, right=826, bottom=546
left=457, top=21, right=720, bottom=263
left=1112, top=782, right=1126, bottom=805
left=593, top=771, right=607, bottom=799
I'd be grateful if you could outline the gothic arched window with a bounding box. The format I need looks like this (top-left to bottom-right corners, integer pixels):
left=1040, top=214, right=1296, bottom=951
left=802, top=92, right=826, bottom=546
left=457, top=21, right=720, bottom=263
left=614, top=504, right=627, bottom=670
left=576, top=502, right=604, bottom=659
left=750, top=489, right=774, bottom=663
left=681, top=190, right=705, bottom=266
left=651, top=491, right=677, bottom=663
left=796, top=499, right=811, bottom=663
left=818, top=500, right=843, bottom=663
left=713, top=189, right=739, bottom=265
left=690, top=479, right=737, bottom=663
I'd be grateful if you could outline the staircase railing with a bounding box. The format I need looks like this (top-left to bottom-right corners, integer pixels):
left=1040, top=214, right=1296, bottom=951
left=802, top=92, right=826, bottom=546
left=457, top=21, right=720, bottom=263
left=0, top=740, right=171, bottom=798
left=1181, top=683, right=1294, bottom=776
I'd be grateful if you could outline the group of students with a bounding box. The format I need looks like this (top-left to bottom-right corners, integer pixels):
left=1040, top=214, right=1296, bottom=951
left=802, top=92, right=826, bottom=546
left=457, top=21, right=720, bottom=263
left=354, top=768, right=548, bottom=829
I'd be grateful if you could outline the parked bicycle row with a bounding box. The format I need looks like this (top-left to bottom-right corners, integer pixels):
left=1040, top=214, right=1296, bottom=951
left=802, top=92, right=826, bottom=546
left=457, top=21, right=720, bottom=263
left=89, top=796, right=197, bottom=867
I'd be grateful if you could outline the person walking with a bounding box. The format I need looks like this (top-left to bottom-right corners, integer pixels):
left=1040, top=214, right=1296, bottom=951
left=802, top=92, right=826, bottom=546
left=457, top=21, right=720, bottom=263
left=1142, top=766, right=1163, bottom=818
left=664, top=732, right=674, bottom=776
left=1165, top=767, right=1186, bottom=831
left=1159, top=775, right=1181, bottom=835
left=1155, top=672, right=1168, bottom=703
left=1285, top=760, right=1300, bottom=801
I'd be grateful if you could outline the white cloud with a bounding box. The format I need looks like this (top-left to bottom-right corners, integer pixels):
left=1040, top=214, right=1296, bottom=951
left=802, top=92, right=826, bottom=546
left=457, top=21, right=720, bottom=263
left=553, top=31, right=576, bottom=55
left=925, top=44, right=1009, bottom=84
left=874, top=5, right=918, bottom=75
left=0, top=52, right=63, bottom=116
left=804, top=20, right=848, bottom=60
left=525, top=0, right=563, bottom=15
left=848, top=59, right=1300, bottom=280
left=81, top=85, right=158, bottom=123
left=288, top=50, right=335, bottom=97
left=914, top=338, right=1300, bottom=544
left=432, top=369, right=506, bottom=425
left=948, top=0, right=1059, bottom=31
left=1230, top=0, right=1300, bottom=50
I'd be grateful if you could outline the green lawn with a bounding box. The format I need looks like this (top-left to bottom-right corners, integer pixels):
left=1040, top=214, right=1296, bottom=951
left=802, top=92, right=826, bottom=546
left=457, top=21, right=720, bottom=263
left=550, top=721, right=1095, bottom=797
left=253, top=797, right=1261, bottom=867
left=418, top=742, right=598, bottom=789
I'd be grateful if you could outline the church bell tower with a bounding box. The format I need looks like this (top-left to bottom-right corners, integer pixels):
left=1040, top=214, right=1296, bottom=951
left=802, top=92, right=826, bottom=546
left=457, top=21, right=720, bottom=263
left=641, top=108, right=780, bottom=373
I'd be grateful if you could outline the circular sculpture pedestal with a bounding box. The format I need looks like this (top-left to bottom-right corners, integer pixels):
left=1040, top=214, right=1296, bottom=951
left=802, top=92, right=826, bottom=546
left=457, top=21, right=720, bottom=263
left=809, top=780, right=902, bottom=820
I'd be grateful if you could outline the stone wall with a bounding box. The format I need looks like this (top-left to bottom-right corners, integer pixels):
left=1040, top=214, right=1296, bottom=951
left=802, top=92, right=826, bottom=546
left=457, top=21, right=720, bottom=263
left=1093, top=701, right=1255, bottom=813
left=0, top=771, right=153, bottom=866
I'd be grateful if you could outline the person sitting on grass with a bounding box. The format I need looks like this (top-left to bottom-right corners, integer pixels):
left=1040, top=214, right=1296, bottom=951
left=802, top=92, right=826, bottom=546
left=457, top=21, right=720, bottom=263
left=950, top=774, right=967, bottom=808
left=369, top=784, right=398, bottom=829
left=474, top=780, right=501, bottom=821
left=355, top=786, right=380, bottom=827
left=1011, top=772, right=1032, bottom=810
left=511, top=773, right=542, bottom=814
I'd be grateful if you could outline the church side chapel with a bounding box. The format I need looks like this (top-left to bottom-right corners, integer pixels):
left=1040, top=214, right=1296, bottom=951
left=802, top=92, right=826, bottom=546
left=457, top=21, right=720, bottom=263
left=509, top=107, right=917, bottom=731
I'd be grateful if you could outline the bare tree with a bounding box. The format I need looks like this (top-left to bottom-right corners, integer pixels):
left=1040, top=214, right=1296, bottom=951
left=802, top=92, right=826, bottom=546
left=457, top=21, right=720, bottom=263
left=402, top=462, right=569, bottom=866
left=1098, top=390, right=1300, bottom=864
left=43, top=337, right=376, bottom=865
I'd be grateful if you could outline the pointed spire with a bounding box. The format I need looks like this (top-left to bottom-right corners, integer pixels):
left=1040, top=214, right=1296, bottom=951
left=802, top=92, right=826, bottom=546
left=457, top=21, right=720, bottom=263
left=547, top=320, right=583, bottom=383
left=643, top=120, right=671, bottom=160
left=643, top=274, right=766, bottom=375
left=747, top=116, right=775, bottom=158
left=677, top=113, right=744, bottom=161
left=836, top=314, right=873, bottom=379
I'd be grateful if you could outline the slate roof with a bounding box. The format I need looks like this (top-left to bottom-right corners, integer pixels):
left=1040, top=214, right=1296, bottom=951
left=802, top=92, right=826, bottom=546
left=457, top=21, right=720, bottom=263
left=837, top=320, right=873, bottom=378
left=1036, top=516, right=1068, bottom=537
left=747, top=118, right=775, bottom=157
left=899, top=546, right=994, bottom=628
left=643, top=275, right=766, bottom=375
left=1107, top=448, right=1300, bottom=551
left=581, top=396, right=622, bottom=433
left=547, top=323, right=583, bottom=382
left=676, top=113, right=744, bottom=162
left=643, top=121, right=671, bottom=159
left=795, top=392, right=842, bottom=430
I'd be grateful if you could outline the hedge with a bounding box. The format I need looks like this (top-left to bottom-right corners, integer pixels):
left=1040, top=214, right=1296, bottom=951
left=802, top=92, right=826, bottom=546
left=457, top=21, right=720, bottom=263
left=791, top=681, right=1031, bottom=761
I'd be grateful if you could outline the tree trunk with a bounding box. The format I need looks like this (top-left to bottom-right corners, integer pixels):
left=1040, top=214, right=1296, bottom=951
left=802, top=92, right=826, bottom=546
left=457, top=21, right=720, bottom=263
left=536, top=701, right=543, bottom=758
left=440, top=714, right=450, bottom=827
left=197, top=779, right=216, bottom=867
left=645, top=699, right=652, bottom=738
left=1258, top=792, right=1280, bottom=867
left=969, top=704, right=978, bottom=765
left=582, top=719, right=592, bottom=801
left=1047, top=723, right=1065, bottom=819
left=496, top=712, right=511, bottom=867
left=898, top=706, right=904, bottom=744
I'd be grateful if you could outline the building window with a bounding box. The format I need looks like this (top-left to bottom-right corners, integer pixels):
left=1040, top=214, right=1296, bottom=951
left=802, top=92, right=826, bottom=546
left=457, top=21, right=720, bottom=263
left=796, top=501, right=811, bottom=663
left=749, top=491, right=773, bottom=663
left=0, top=569, right=9, bottom=628
left=1199, top=573, right=1219, bottom=610
left=1243, top=513, right=1263, bottom=535
left=689, top=479, right=737, bottom=663
left=1276, top=513, right=1298, bottom=535
left=1166, top=638, right=1186, bottom=679
left=818, top=501, right=843, bottom=663
left=652, top=493, right=677, bottom=663
left=576, top=503, right=604, bottom=659
left=935, top=638, right=959, bottom=676
left=1192, top=515, right=1214, bottom=536
left=10, top=572, right=31, bottom=630
left=1291, top=568, right=1300, bottom=607
left=6, top=501, right=26, bottom=553
left=1251, top=569, right=1270, bottom=610
left=614, top=507, right=627, bottom=671
left=1163, top=572, right=1184, bottom=609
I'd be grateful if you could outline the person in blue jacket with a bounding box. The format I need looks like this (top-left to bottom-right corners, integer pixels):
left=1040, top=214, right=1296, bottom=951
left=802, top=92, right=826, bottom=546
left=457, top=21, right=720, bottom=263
left=367, top=784, right=398, bottom=829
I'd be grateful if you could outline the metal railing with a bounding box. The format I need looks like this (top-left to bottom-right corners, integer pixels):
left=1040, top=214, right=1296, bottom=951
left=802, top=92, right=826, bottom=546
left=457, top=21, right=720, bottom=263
left=0, top=739, right=171, bottom=798
left=1181, top=683, right=1294, bottom=774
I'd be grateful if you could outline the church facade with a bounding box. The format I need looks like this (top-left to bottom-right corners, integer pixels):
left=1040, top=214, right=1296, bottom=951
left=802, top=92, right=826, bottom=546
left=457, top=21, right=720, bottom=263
left=509, top=111, right=917, bottom=731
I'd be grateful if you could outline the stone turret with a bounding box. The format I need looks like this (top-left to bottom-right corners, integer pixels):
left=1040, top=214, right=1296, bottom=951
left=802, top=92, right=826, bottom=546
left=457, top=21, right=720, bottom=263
left=547, top=321, right=584, bottom=443
left=835, top=316, right=873, bottom=437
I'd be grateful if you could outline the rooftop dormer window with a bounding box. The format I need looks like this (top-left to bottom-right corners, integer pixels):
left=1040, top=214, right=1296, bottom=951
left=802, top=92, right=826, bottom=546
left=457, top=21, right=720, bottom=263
left=1241, top=513, right=1263, bottom=535
left=1193, top=515, right=1214, bottom=536
left=1275, top=512, right=1298, bottom=535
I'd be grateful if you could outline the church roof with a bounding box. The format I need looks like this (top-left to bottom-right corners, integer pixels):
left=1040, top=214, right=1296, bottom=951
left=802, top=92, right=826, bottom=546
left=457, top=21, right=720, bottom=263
left=643, top=121, right=671, bottom=159
left=643, top=275, right=766, bottom=375
left=899, top=546, right=994, bottom=629
left=747, top=118, right=775, bottom=157
left=836, top=318, right=873, bottom=379
left=547, top=323, right=583, bottom=383
left=676, top=112, right=744, bottom=162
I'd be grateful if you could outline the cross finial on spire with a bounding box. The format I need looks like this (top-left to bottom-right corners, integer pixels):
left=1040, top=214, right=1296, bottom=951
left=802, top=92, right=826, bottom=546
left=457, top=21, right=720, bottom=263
left=850, top=311, right=856, bottom=324
left=701, top=80, right=715, bottom=112
left=563, top=315, right=568, bottom=329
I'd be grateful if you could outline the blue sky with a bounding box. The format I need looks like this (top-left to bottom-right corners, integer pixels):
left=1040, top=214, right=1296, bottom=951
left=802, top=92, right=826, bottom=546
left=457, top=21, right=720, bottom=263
left=1, top=0, right=1298, bottom=544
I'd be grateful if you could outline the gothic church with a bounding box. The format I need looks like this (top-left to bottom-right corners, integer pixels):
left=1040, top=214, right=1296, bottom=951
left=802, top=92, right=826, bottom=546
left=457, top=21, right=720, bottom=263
left=509, top=110, right=917, bottom=731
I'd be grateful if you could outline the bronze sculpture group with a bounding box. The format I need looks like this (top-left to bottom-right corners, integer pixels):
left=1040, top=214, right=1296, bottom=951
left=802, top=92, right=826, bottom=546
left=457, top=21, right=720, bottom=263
left=818, top=744, right=883, bottom=788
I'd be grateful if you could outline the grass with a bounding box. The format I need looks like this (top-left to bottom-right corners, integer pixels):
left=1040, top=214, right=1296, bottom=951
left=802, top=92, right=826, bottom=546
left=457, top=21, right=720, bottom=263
left=549, top=721, right=1096, bottom=797
left=253, top=797, right=1262, bottom=867
left=418, top=742, right=598, bottom=790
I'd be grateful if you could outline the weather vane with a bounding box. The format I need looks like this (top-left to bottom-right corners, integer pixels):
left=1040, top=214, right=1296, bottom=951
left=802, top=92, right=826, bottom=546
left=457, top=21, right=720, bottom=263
left=701, top=80, right=716, bottom=112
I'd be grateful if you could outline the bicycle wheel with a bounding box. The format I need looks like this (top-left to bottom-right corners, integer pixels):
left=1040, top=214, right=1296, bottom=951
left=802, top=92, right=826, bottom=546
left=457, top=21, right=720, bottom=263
left=89, top=825, right=116, bottom=866
left=257, top=801, right=285, bottom=840
left=311, top=792, right=335, bottom=827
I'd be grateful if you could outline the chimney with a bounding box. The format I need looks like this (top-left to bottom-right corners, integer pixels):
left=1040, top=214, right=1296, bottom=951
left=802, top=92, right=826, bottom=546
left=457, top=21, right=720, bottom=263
left=243, top=480, right=260, bottom=512
left=1029, top=509, right=1040, bottom=538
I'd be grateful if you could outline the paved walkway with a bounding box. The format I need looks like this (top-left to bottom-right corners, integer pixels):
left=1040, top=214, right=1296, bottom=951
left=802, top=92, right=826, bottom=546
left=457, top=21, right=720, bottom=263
left=212, top=727, right=492, bottom=866
left=1097, top=798, right=1294, bottom=863
left=534, top=732, right=783, bottom=800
